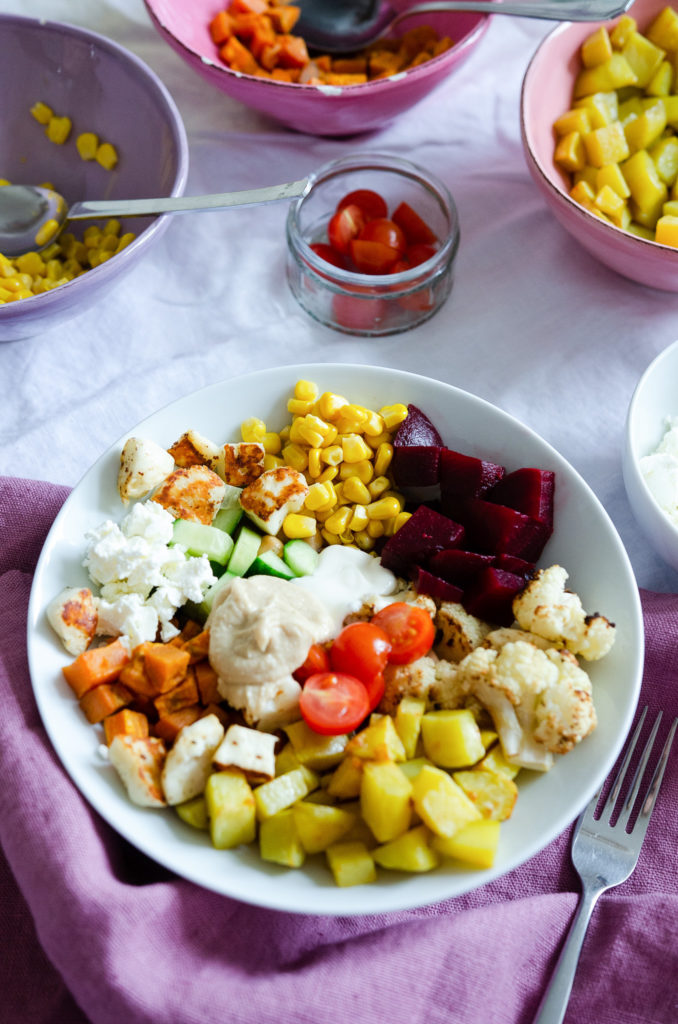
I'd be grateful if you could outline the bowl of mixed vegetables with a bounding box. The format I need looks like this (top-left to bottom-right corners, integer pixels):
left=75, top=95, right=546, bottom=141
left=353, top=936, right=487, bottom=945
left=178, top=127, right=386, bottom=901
left=143, top=0, right=489, bottom=136
left=28, top=363, right=643, bottom=915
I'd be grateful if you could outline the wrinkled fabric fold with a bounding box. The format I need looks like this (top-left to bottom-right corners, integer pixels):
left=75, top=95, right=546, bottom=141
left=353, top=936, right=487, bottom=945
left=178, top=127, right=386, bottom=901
left=1, top=476, right=677, bottom=1024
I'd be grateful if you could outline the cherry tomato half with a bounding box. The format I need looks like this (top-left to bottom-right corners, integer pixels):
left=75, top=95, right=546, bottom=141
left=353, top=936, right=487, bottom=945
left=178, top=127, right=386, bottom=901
left=331, top=293, right=388, bottom=332
left=359, top=218, right=407, bottom=257
left=392, top=201, right=438, bottom=245
left=337, top=189, right=388, bottom=222
left=330, top=622, right=391, bottom=709
left=309, top=242, right=348, bottom=270
left=405, top=243, right=438, bottom=267
left=349, top=238, right=400, bottom=275
left=293, top=642, right=331, bottom=683
left=371, top=603, right=436, bottom=665
left=328, top=203, right=366, bottom=256
left=299, top=672, right=370, bottom=735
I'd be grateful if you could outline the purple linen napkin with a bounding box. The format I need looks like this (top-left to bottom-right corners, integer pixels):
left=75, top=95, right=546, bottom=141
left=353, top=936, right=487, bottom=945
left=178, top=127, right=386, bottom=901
left=1, top=476, right=677, bottom=1024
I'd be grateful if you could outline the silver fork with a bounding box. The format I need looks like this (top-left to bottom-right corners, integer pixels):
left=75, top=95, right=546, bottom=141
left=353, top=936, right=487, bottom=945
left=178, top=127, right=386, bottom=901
left=533, top=706, right=678, bottom=1024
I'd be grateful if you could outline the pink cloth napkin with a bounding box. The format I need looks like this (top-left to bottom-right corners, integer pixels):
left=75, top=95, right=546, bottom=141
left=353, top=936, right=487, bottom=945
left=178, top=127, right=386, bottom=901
left=1, top=475, right=677, bottom=1024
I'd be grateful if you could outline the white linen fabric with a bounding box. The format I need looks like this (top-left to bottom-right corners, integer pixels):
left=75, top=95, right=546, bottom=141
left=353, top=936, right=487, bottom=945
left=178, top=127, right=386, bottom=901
left=1, top=0, right=678, bottom=595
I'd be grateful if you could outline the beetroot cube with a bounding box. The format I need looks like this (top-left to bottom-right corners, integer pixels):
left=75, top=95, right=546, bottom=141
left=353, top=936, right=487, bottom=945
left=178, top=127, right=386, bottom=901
left=379, top=505, right=465, bottom=577
left=486, top=467, right=555, bottom=529
left=493, top=553, right=535, bottom=580
left=427, top=548, right=495, bottom=586
left=414, top=567, right=464, bottom=604
left=391, top=445, right=442, bottom=487
left=439, top=449, right=505, bottom=517
left=463, top=497, right=551, bottom=562
left=393, top=404, right=444, bottom=447
left=463, top=567, right=526, bottom=626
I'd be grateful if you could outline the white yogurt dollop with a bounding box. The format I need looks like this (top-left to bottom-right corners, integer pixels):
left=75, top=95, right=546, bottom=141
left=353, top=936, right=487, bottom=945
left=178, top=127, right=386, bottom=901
left=640, top=416, right=678, bottom=527
left=292, top=545, right=399, bottom=635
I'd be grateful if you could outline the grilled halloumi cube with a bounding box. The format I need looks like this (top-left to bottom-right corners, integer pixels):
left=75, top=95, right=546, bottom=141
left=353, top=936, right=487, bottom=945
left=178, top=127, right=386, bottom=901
left=152, top=465, right=226, bottom=525
left=218, top=442, right=265, bottom=487
left=167, top=429, right=221, bottom=471
left=46, top=586, right=98, bottom=656
left=118, top=437, right=175, bottom=505
left=108, top=735, right=167, bottom=807
left=213, top=724, right=276, bottom=783
left=239, top=466, right=308, bottom=535
left=160, top=713, right=225, bottom=805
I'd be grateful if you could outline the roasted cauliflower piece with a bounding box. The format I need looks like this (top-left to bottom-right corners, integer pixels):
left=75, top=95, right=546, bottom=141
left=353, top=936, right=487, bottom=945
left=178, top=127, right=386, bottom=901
left=378, top=655, right=438, bottom=715
left=434, top=601, right=492, bottom=663
left=512, top=565, right=615, bottom=661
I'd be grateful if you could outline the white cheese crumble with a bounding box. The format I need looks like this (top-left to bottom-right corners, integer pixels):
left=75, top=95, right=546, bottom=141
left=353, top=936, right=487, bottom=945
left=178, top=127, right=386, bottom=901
left=640, top=415, right=678, bottom=527
left=84, top=500, right=216, bottom=645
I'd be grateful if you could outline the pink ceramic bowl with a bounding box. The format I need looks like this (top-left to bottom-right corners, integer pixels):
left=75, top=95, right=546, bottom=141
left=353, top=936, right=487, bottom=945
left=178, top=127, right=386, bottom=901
left=143, top=0, right=489, bottom=137
left=521, top=0, right=678, bottom=292
left=0, top=14, right=189, bottom=342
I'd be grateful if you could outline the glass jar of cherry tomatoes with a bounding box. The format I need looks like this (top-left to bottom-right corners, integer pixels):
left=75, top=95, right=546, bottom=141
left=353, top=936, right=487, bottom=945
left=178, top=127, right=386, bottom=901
left=286, top=153, right=459, bottom=337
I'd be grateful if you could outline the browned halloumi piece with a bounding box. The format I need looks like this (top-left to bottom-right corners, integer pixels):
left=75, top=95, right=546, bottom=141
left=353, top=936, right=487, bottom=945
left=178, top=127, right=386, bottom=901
left=218, top=442, right=265, bottom=487
left=46, top=586, right=98, bottom=656
left=108, top=735, right=167, bottom=807
left=167, top=429, right=221, bottom=471
left=239, top=466, right=308, bottom=535
left=152, top=465, right=226, bottom=525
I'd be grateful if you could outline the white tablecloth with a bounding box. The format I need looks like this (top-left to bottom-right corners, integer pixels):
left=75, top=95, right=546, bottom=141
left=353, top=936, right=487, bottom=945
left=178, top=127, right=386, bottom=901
left=2, top=0, right=678, bottom=595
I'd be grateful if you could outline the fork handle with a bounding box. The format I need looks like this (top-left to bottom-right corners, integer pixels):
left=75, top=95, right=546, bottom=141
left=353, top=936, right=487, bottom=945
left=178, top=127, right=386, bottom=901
left=532, top=887, right=605, bottom=1024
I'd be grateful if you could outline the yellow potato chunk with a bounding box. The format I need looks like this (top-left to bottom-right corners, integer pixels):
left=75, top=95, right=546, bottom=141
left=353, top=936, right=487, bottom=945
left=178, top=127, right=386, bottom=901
left=624, top=100, right=667, bottom=152
left=394, top=696, right=426, bottom=760
left=411, top=764, right=482, bottom=838
left=452, top=768, right=519, bottom=822
left=573, top=54, right=637, bottom=98
left=554, top=108, right=592, bottom=136
left=175, top=794, right=209, bottom=830
left=574, top=91, right=619, bottom=127
left=646, top=59, right=673, bottom=96
left=655, top=213, right=678, bottom=245
left=360, top=760, right=412, bottom=843
left=583, top=121, right=630, bottom=167
left=596, top=162, right=631, bottom=197
left=581, top=26, right=613, bottom=69
left=325, top=841, right=377, bottom=887
left=292, top=801, right=356, bottom=853
left=254, top=766, right=319, bottom=820
left=555, top=130, right=586, bottom=172
left=621, top=31, right=665, bottom=87
left=372, top=825, right=439, bottom=873
left=205, top=770, right=256, bottom=849
left=259, top=808, right=306, bottom=867
left=346, top=714, right=406, bottom=762
left=650, top=135, right=678, bottom=184
left=420, top=709, right=485, bottom=769
left=594, top=184, right=630, bottom=227
left=610, top=14, right=637, bottom=50
left=646, top=6, right=678, bottom=52
left=327, top=755, right=364, bottom=799
left=622, top=149, right=668, bottom=225
left=284, top=720, right=347, bottom=771
left=431, top=819, right=501, bottom=870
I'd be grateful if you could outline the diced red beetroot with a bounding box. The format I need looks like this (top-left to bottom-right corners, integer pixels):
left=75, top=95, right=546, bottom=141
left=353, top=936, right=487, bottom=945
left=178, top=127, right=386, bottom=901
left=463, top=567, right=526, bottom=626
left=462, top=497, right=552, bottom=563
left=391, top=445, right=442, bottom=487
left=427, top=548, right=495, bottom=585
left=393, top=404, right=444, bottom=447
left=493, top=553, right=535, bottom=579
left=486, top=467, right=555, bottom=529
left=414, top=567, right=464, bottom=604
left=439, top=449, right=505, bottom=517
left=379, top=505, right=465, bottom=578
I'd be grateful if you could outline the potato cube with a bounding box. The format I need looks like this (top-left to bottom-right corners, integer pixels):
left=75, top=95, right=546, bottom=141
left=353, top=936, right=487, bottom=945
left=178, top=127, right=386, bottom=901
left=394, top=696, right=427, bottom=759
left=662, top=95, right=678, bottom=128
left=624, top=100, right=666, bottom=153
left=570, top=180, right=596, bottom=208
left=398, top=756, right=434, bottom=782
left=360, top=761, right=412, bottom=842
left=420, top=708, right=485, bottom=769
left=284, top=719, right=348, bottom=770
left=254, top=766, right=319, bottom=820
left=574, top=91, right=619, bottom=127
left=655, top=214, right=678, bottom=247
left=205, top=770, right=256, bottom=849
left=326, top=841, right=377, bottom=887
left=275, top=743, right=302, bottom=776
left=647, top=5, right=678, bottom=50
left=583, top=121, right=630, bottom=167
left=646, top=59, right=673, bottom=96
left=594, top=184, right=629, bottom=227
left=175, top=794, right=209, bottom=830
left=622, top=31, right=665, bottom=87
left=293, top=802, right=357, bottom=853
left=372, top=825, right=439, bottom=873
left=479, top=744, right=521, bottom=780
left=347, top=715, right=406, bottom=762
left=554, top=108, right=592, bottom=136
left=431, top=819, right=501, bottom=869
left=411, top=764, right=482, bottom=838
left=327, top=755, right=364, bottom=799
left=554, top=130, right=586, bottom=172
left=610, top=14, right=636, bottom=50
left=573, top=54, right=637, bottom=98
left=650, top=136, right=678, bottom=185
left=596, top=163, right=631, bottom=198
left=581, top=26, right=612, bottom=69
left=452, top=768, right=518, bottom=821
left=622, top=149, right=668, bottom=214
left=259, top=808, right=306, bottom=867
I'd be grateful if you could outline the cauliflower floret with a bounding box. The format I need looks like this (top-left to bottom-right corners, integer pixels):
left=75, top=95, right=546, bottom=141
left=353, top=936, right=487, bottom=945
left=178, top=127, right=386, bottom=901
left=483, top=627, right=555, bottom=652
left=378, top=655, right=438, bottom=715
left=512, top=565, right=615, bottom=661
left=434, top=602, right=492, bottom=663
left=534, top=649, right=597, bottom=754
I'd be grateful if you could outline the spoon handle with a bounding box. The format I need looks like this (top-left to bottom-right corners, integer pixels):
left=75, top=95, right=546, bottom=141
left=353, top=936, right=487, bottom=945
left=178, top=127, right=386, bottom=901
left=67, top=177, right=310, bottom=221
left=390, top=0, right=633, bottom=21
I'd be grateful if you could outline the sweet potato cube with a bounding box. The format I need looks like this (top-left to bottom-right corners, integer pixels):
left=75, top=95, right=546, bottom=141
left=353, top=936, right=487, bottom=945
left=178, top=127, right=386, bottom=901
left=194, top=660, right=221, bottom=705
left=62, top=637, right=131, bottom=699
left=144, top=643, right=191, bottom=694
left=210, top=10, right=235, bottom=44
left=181, top=628, right=211, bottom=663
left=103, top=708, right=149, bottom=745
left=79, top=682, right=133, bottom=724
left=268, top=3, right=300, bottom=33
left=153, top=706, right=202, bottom=743
left=154, top=672, right=200, bottom=719
left=276, top=34, right=308, bottom=69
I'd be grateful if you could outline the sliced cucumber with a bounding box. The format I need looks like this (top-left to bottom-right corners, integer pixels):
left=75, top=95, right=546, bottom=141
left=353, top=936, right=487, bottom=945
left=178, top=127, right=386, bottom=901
left=221, top=484, right=243, bottom=509
left=193, top=570, right=238, bottom=620
left=283, top=539, right=319, bottom=577
left=248, top=550, right=295, bottom=580
left=213, top=506, right=244, bottom=536
left=227, top=524, right=263, bottom=577
left=171, top=519, right=234, bottom=566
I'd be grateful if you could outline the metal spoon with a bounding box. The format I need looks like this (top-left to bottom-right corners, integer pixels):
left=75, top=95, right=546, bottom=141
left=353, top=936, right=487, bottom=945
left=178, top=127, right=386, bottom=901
left=295, top=0, right=634, bottom=52
left=0, top=180, right=311, bottom=260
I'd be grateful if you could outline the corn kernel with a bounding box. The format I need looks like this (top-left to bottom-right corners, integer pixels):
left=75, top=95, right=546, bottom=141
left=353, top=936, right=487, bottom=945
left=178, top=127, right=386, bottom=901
left=373, top=443, right=393, bottom=477
left=339, top=530, right=355, bottom=545
left=321, top=529, right=341, bottom=546
left=349, top=505, right=369, bottom=531
left=104, top=219, right=121, bottom=236
left=305, top=482, right=334, bottom=511
left=342, top=476, right=372, bottom=505
left=321, top=445, right=344, bottom=467
left=14, top=252, right=45, bottom=276
left=116, top=232, right=135, bottom=252
left=83, top=226, right=103, bottom=247
left=367, top=496, right=402, bottom=519
left=46, top=115, right=72, bottom=144
left=294, top=379, right=319, bottom=402
left=315, top=507, right=335, bottom=524
left=76, top=132, right=99, bottom=161
left=392, top=511, right=412, bottom=533
left=241, top=417, right=267, bottom=442
left=282, top=443, right=308, bottom=472
left=341, top=433, right=373, bottom=463
left=339, top=459, right=373, bottom=484
left=296, top=420, right=325, bottom=448
left=316, top=392, right=350, bottom=421
left=41, top=242, right=62, bottom=261
left=317, top=466, right=339, bottom=484
left=332, top=482, right=349, bottom=506
left=307, top=448, right=323, bottom=478
left=368, top=475, right=391, bottom=499
left=283, top=513, right=317, bottom=539
left=96, top=142, right=118, bottom=170
left=288, top=418, right=306, bottom=445
left=263, top=453, right=284, bottom=471
left=367, top=520, right=385, bottom=538
left=335, top=410, right=368, bottom=434
left=30, top=101, right=53, bottom=125
left=287, top=398, right=314, bottom=416
left=262, top=431, right=281, bottom=455
left=35, top=219, right=59, bottom=248
left=379, top=403, right=408, bottom=429
left=354, top=530, right=376, bottom=552
left=0, top=179, right=10, bottom=187
left=324, top=507, right=353, bottom=535
left=361, top=410, right=385, bottom=437
left=100, top=234, right=118, bottom=252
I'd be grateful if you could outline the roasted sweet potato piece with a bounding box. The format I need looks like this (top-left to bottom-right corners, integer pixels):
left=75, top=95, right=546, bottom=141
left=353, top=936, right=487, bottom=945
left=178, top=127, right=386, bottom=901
left=144, top=643, right=191, bottom=694
left=62, top=638, right=131, bottom=699
left=153, top=706, right=202, bottom=743
left=154, top=672, right=200, bottom=720
left=80, top=682, right=133, bottom=724
left=181, top=628, right=211, bottom=663
left=194, top=660, right=222, bottom=706
left=103, top=708, right=150, bottom=745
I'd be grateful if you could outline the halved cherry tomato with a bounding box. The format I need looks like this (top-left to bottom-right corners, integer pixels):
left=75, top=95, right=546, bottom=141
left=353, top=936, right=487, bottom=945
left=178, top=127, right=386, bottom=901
left=392, top=201, right=438, bottom=245
left=349, top=238, right=400, bottom=275
left=330, top=622, right=391, bottom=709
left=332, top=292, right=388, bottom=332
left=328, top=203, right=366, bottom=256
left=337, top=189, right=388, bottom=222
left=293, top=642, right=331, bottom=683
left=359, top=218, right=406, bottom=257
left=405, top=243, right=438, bottom=267
left=371, top=603, right=435, bottom=665
left=309, top=242, right=348, bottom=270
left=299, top=672, right=370, bottom=735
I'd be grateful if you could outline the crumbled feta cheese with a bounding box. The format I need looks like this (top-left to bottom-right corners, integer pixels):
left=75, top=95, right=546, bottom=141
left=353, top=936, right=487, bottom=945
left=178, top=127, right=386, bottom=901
left=640, top=437, right=678, bottom=527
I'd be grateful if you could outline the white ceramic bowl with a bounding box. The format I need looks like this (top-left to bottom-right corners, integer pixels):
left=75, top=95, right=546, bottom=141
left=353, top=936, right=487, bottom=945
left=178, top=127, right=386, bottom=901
left=28, top=364, right=643, bottom=915
left=623, top=338, right=678, bottom=571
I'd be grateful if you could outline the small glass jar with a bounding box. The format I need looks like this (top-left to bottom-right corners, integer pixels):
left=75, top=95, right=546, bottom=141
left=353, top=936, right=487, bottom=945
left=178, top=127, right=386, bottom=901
left=286, top=153, right=459, bottom=337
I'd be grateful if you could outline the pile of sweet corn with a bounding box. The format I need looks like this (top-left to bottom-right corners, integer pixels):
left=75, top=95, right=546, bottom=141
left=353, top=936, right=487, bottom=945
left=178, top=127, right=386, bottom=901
left=240, top=379, right=412, bottom=552
left=0, top=219, right=135, bottom=304
left=30, top=101, right=119, bottom=170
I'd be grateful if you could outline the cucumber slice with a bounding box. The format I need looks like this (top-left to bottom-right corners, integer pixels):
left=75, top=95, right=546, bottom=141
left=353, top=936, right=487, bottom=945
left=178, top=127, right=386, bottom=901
left=283, top=539, right=319, bottom=577
left=193, top=570, right=238, bottom=620
left=248, top=550, right=295, bottom=580
left=228, top=524, right=263, bottom=577
left=221, top=484, right=243, bottom=509
left=213, top=506, right=244, bottom=535
left=171, top=519, right=234, bottom=565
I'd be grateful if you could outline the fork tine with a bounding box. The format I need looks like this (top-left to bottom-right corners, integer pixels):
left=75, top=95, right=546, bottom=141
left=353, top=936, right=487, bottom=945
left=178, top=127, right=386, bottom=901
left=615, top=710, right=662, bottom=832
left=630, top=716, right=678, bottom=840
left=596, top=706, right=648, bottom=826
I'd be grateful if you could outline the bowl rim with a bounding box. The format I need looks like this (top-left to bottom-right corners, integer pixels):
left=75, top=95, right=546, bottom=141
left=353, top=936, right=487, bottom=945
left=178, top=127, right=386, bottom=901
left=143, top=0, right=490, bottom=93
left=0, top=11, right=190, bottom=320
left=519, top=17, right=678, bottom=257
